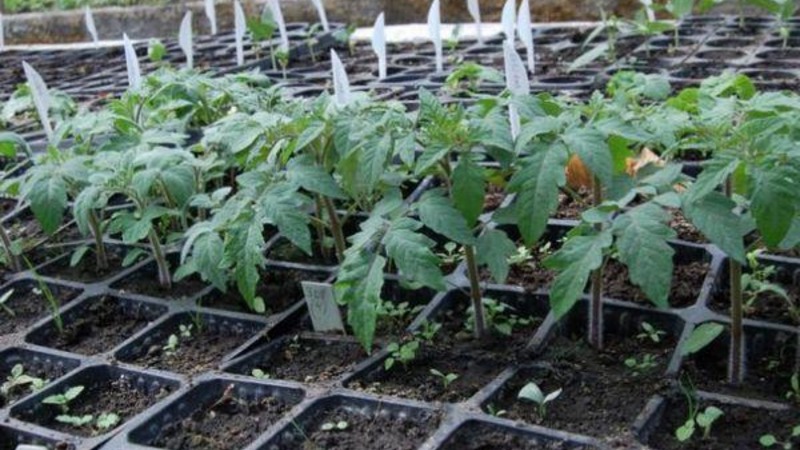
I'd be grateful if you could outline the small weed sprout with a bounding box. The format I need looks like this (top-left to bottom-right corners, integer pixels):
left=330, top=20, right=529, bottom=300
left=320, top=420, right=348, bottom=431
left=385, top=340, right=420, bottom=371
left=163, top=324, right=194, bottom=356
left=760, top=425, right=800, bottom=449
left=637, top=322, right=666, bottom=344
left=486, top=404, right=507, bottom=417
left=42, top=385, right=120, bottom=433
left=624, top=354, right=658, bottom=375
left=517, top=381, right=562, bottom=419
left=276, top=50, right=290, bottom=79
left=417, top=320, right=441, bottom=343
left=437, top=242, right=462, bottom=267
left=28, top=264, right=63, bottom=334
left=430, top=368, right=459, bottom=389
left=466, top=298, right=532, bottom=337
left=0, top=289, right=14, bottom=317
left=742, top=251, right=797, bottom=323
left=42, top=385, right=84, bottom=414
left=251, top=369, right=270, bottom=380
left=507, top=245, right=533, bottom=266
left=1, top=364, right=47, bottom=398
left=676, top=380, right=724, bottom=442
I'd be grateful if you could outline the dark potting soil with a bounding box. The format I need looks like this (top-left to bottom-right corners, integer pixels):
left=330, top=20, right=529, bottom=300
left=113, top=268, right=208, bottom=301
left=132, top=326, right=254, bottom=375
left=279, top=404, right=440, bottom=450
left=0, top=283, right=81, bottom=336
left=199, top=269, right=329, bottom=315
left=554, top=190, right=592, bottom=220
left=245, top=337, right=369, bottom=383
left=709, top=279, right=800, bottom=326
left=266, top=238, right=339, bottom=266
left=34, top=376, right=171, bottom=437
left=670, top=209, right=707, bottom=243
left=647, top=398, right=799, bottom=450
left=440, top=423, right=593, bottom=450
left=350, top=299, right=542, bottom=403
left=41, top=297, right=157, bottom=355
left=484, top=184, right=507, bottom=213
left=152, top=386, right=294, bottom=450
left=484, top=335, right=674, bottom=439
left=39, top=248, right=125, bottom=283
left=603, top=259, right=710, bottom=308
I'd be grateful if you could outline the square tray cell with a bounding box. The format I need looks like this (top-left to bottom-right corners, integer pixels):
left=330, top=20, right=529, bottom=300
left=437, top=418, right=600, bottom=450
left=111, top=255, right=209, bottom=301
left=0, top=279, right=83, bottom=336
left=0, top=347, right=80, bottom=409
left=38, top=245, right=131, bottom=284
left=25, top=295, right=168, bottom=356
left=0, top=423, right=78, bottom=450
left=115, top=311, right=267, bottom=375
left=127, top=377, right=305, bottom=450
left=259, top=394, right=441, bottom=450
left=11, top=364, right=179, bottom=439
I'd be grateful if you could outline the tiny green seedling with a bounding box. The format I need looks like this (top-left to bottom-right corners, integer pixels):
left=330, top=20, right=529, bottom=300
left=276, top=50, right=290, bottom=79
left=637, top=322, right=666, bottom=344
left=417, top=320, right=441, bottom=343
left=42, top=385, right=84, bottom=414
left=148, top=39, right=167, bottom=63
left=385, top=340, right=420, bottom=371
left=486, top=404, right=507, bottom=417
left=1, top=364, right=47, bottom=398
left=163, top=324, right=194, bottom=356
left=787, top=373, right=799, bottom=404
left=742, top=251, right=796, bottom=322
left=517, top=381, right=562, bottom=419
left=760, top=424, right=800, bottom=449
left=0, top=289, right=15, bottom=317
left=625, top=354, right=658, bottom=375
left=28, top=264, right=63, bottom=334
left=466, top=298, right=532, bottom=337
left=507, top=245, right=534, bottom=266
left=437, top=242, right=462, bottom=267
left=320, top=420, right=348, bottom=431
left=676, top=404, right=724, bottom=442
left=251, top=369, right=270, bottom=380
left=430, top=368, right=459, bottom=389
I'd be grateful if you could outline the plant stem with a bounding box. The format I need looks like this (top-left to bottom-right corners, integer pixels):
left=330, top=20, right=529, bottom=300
left=148, top=229, right=172, bottom=289
left=464, top=244, right=487, bottom=340
left=0, top=225, right=21, bottom=272
left=322, top=197, right=346, bottom=263
left=87, top=211, right=108, bottom=270
left=314, top=195, right=330, bottom=261
left=724, top=178, right=744, bottom=385
left=588, top=176, right=604, bottom=350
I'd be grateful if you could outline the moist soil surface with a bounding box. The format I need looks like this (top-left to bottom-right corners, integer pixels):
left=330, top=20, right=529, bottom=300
left=709, top=279, right=800, bottom=326
left=266, top=238, right=339, bottom=266
left=30, top=376, right=171, bottom=437
left=484, top=334, right=674, bottom=440
left=648, top=397, right=799, bottom=450
left=349, top=297, right=543, bottom=403
left=39, top=248, right=125, bottom=283
left=239, top=337, right=370, bottom=384
left=152, top=387, right=295, bottom=450
left=603, top=259, right=710, bottom=308
left=670, top=209, right=707, bottom=243
left=0, top=283, right=81, bottom=336
left=131, top=326, right=255, bottom=375
left=113, top=266, right=208, bottom=301
left=277, top=403, right=440, bottom=450
left=39, top=296, right=160, bottom=355
left=441, top=423, right=594, bottom=450
left=198, top=269, right=329, bottom=315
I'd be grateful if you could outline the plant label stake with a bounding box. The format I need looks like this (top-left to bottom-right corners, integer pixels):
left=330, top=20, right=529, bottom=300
left=123, top=33, right=142, bottom=90
left=179, top=11, right=194, bottom=69
left=0, top=12, right=5, bottom=51
left=310, top=0, right=330, bottom=32
left=372, top=13, right=387, bottom=80
left=517, top=0, right=535, bottom=73
left=302, top=281, right=345, bottom=333
left=467, top=0, right=483, bottom=44
left=22, top=62, right=53, bottom=141
left=205, top=0, right=218, bottom=35
left=503, top=39, right=529, bottom=141
left=234, top=0, right=246, bottom=66
left=428, top=0, right=443, bottom=73
left=502, top=0, right=516, bottom=42
left=331, top=49, right=351, bottom=107
left=268, top=0, right=289, bottom=53
left=640, top=0, right=656, bottom=22
left=84, top=7, right=99, bottom=47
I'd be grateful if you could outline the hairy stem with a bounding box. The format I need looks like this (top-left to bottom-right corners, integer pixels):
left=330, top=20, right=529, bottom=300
left=148, top=229, right=172, bottom=289
left=464, top=244, right=487, bottom=340
left=0, top=224, right=21, bottom=272
left=588, top=176, right=604, bottom=350
left=322, top=197, right=346, bottom=263
left=724, top=177, right=744, bottom=385
left=87, top=211, right=109, bottom=270
left=314, top=195, right=331, bottom=261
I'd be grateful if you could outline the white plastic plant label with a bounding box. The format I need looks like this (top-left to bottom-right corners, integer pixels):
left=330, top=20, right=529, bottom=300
left=234, top=0, right=246, bottom=66
left=0, top=12, right=5, bottom=51
left=331, top=49, right=351, bottom=107
left=179, top=11, right=194, bottom=69
left=371, top=13, right=387, bottom=80
left=501, top=0, right=516, bottom=41
left=310, top=0, right=330, bottom=32
left=467, top=0, right=483, bottom=44
left=123, top=33, right=142, bottom=90
left=503, top=39, right=529, bottom=141
left=85, top=6, right=99, bottom=46
left=205, top=0, right=218, bottom=35
left=640, top=0, right=656, bottom=22
left=301, top=281, right=345, bottom=333
left=22, top=62, right=53, bottom=141
left=517, top=0, right=535, bottom=73
left=428, top=0, right=443, bottom=73
left=269, top=0, right=290, bottom=53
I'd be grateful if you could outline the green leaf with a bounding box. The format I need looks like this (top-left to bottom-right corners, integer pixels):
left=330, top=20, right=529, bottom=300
left=160, top=165, right=195, bottom=207
left=192, top=232, right=227, bottom=290
left=509, top=144, right=568, bottom=245
left=70, top=245, right=90, bottom=268
left=750, top=167, right=797, bottom=248
left=349, top=254, right=385, bottom=350
left=612, top=204, right=676, bottom=308
left=28, top=176, right=67, bottom=235
left=676, top=421, right=695, bottom=442
left=759, top=435, right=777, bottom=447
left=235, top=220, right=267, bottom=310
left=563, top=127, right=612, bottom=186
left=384, top=224, right=445, bottom=291
left=681, top=322, right=724, bottom=356
left=287, top=156, right=347, bottom=200
left=476, top=229, right=516, bottom=284
left=452, top=158, right=485, bottom=227
left=417, top=190, right=475, bottom=245
left=122, top=248, right=148, bottom=267
left=683, top=192, right=746, bottom=264
left=568, top=42, right=609, bottom=72
left=123, top=218, right=152, bottom=244
left=545, top=229, right=613, bottom=319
